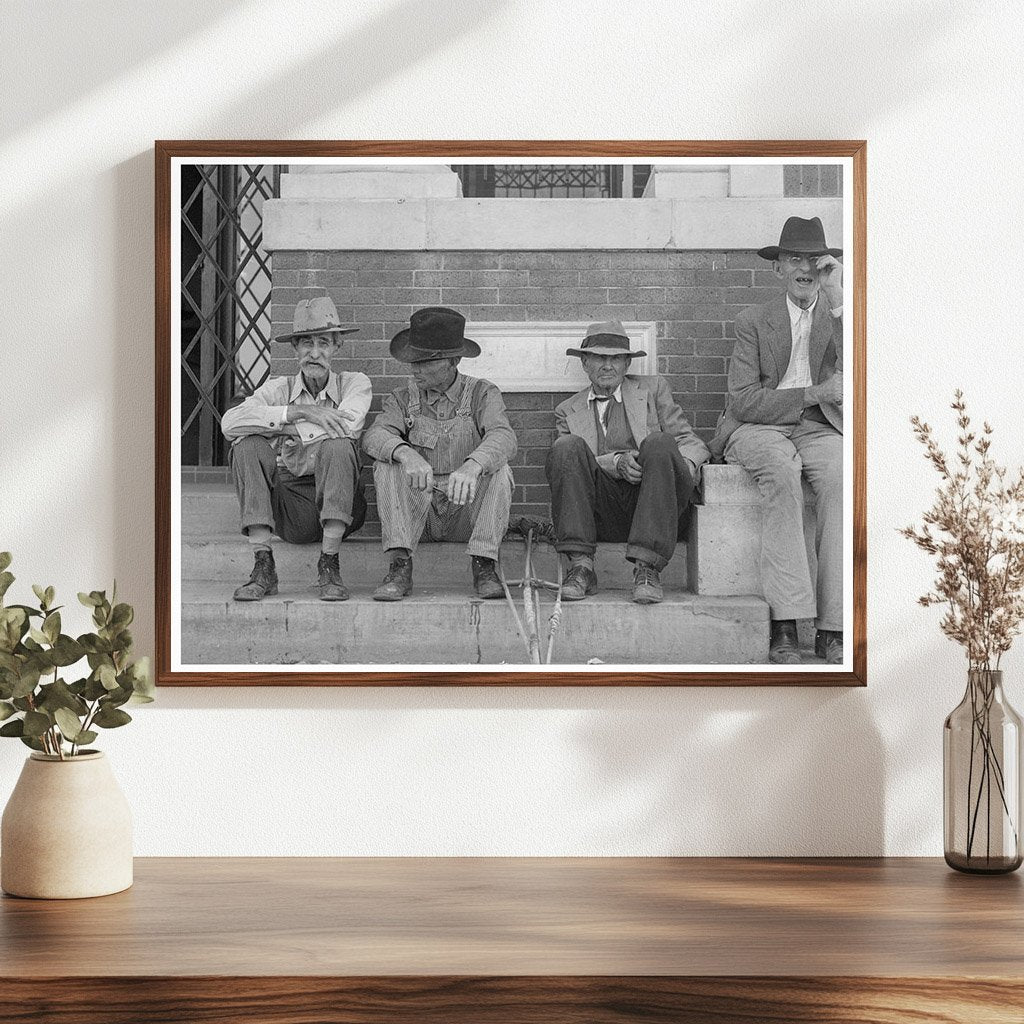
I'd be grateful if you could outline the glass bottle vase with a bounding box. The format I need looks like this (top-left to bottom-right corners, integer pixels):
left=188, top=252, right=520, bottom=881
left=944, top=669, right=1023, bottom=873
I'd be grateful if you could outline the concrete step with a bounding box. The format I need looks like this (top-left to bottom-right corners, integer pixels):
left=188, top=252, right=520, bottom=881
left=179, top=582, right=770, bottom=667
left=182, top=536, right=689, bottom=592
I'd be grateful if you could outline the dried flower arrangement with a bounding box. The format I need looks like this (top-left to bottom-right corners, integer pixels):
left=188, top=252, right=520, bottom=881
left=902, top=391, right=1024, bottom=869
left=901, top=391, right=1024, bottom=668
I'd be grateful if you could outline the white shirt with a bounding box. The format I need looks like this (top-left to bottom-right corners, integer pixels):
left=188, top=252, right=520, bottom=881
left=587, top=384, right=623, bottom=436
left=777, top=295, right=817, bottom=390
left=221, top=370, right=372, bottom=477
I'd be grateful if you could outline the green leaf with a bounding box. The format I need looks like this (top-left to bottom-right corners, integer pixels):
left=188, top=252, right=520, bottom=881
left=98, top=664, right=118, bottom=691
left=93, top=705, right=132, bottom=729
left=81, top=636, right=112, bottom=656
left=128, top=657, right=155, bottom=701
left=44, top=586, right=55, bottom=608
left=0, top=572, right=14, bottom=601
left=22, top=710, right=51, bottom=738
left=42, top=611, right=60, bottom=644
left=0, top=552, right=11, bottom=573
left=19, top=735, right=45, bottom=752
left=31, top=584, right=48, bottom=608
left=50, top=635, right=85, bottom=667
left=0, top=719, right=24, bottom=737
left=110, top=603, right=134, bottom=629
left=28, top=627, right=49, bottom=646
left=36, top=679, right=88, bottom=717
left=0, top=651, right=20, bottom=673
left=75, top=730, right=98, bottom=746
left=0, top=701, right=15, bottom=721
left=11, top=665, right=41, bottom=699
left=83, top=675, right=108, bottom=701
left=54, top=707, right=85, bottom=742
left=78, top=591, right=100, bottom=608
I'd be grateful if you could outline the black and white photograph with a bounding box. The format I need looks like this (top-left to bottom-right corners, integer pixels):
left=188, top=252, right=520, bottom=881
left=160, top=144, right=862, bottom=683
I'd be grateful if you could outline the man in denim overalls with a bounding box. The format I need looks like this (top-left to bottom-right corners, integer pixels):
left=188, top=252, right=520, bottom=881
left=362, top=308, right=517, bottom=601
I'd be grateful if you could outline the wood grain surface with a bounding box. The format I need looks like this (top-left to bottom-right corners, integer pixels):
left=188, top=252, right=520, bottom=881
left=2, top=857, right=1022, bottom=1022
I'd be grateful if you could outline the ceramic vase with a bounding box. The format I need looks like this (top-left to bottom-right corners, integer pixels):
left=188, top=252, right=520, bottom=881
left=1, top=751, right=133, bottom=898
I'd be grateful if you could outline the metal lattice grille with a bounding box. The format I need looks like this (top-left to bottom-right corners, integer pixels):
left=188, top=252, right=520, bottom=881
left=180, top=164, right=280, bottom=466
left=455, top=164, right=633, bottom=198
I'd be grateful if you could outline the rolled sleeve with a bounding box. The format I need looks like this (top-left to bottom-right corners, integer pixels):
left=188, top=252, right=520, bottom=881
left=220, top=378, right=290, bottom=440
left=362, top=391, right=411, bottom=463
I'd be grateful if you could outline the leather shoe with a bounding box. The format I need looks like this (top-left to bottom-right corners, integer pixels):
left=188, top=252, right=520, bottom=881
left=471, top=556, right=505, bottom=599
left=815, top=630, right=843, bottom=665
left=317, top=552, right=349, bottom=602
left=561, top=563, right=597, bottom=601
left=769, top=619, right=801, bottom=665
left=373, top=554, right=413, bottom=602
left=632, top=561, right=663, bottom=604
left=233, top=549, right=278, bottom=602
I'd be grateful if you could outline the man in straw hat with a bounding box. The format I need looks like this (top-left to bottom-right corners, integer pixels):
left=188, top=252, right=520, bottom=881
left=362, top=307, right=516, bottom=601
left=546, top=321, right=709, bottom=604
left=221, top=296, right=371, bottom=602
left=710, top=215, right=845, bottom=665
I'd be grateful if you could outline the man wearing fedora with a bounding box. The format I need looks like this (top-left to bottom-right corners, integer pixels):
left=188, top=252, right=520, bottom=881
left=221, top=296, right=371, bottom=602
left=711, top=215, right=845, bottom=665
left=361, top=307, right=516, bottom=601
left=546, top=321, right=709, bottom=604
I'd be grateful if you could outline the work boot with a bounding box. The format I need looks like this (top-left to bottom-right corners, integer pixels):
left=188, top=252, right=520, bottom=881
left=815, top=629, right=844, bottom=665
left=632, top=561, right=664, bottom=605
left=233, top=549, right=278, bottom=602
left=373, top=553, right=413, bottom=602
left=561, top=563, right=597, bottom=601
left=769, top=619, right=801, bottom=665
left=316, top=552, right=349, bottom=602
left=471, top=556, right=504, bottom=599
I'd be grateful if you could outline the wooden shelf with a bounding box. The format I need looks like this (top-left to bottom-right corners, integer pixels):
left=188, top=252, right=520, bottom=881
left=2, top=857, right=1022, bottom=1022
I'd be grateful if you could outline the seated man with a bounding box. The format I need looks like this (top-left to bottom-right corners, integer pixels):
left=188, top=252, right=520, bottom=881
left=221, top=296, right=371, bottom=602
left=361, top=307, right=516, bottom=601
left=710, top=216, right=844, bottom=665
left=546, top=321, right=709, bottom=604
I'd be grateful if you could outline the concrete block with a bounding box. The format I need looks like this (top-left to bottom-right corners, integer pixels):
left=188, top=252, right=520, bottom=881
left=729, top=165, right=784, bottom=197
left=280, top=167, right=461, bottom=199
left=643, top=166, right=730, bottom=198
left=179, top=584, right=768, bottom=667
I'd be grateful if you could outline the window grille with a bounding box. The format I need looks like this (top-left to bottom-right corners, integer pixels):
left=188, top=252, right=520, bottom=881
left=180, top=164, right=280, bottom=467
left=455, top=164, right=651, bottom=198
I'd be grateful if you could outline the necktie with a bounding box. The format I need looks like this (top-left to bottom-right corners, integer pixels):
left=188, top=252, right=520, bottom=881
left=594, top=395, right=612, bottom=433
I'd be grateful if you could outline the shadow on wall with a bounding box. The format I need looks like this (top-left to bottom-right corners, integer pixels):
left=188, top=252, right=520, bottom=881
left=569, top=686, right=885, bottom=856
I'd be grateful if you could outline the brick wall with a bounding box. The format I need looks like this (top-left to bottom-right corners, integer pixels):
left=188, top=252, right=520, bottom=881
left=269, top=249, right=782, bottom=531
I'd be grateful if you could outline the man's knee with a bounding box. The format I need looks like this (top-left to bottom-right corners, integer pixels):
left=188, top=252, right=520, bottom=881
left=232, top=434, right=275, bottom=464
left=638, top=431, right=676, bottom=462
left=547, top=434, right=588, bottom=471
left=317, top=436, right=358, bottom=465
left=757, top=457, right=804, bottom=502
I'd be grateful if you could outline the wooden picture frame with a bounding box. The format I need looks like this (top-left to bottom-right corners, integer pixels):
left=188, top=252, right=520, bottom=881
left=156, top=140, right=866, bottom=686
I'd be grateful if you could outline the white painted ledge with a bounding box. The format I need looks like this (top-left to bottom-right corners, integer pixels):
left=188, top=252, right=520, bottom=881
left=467, top=322, right=657, bottom=392
left=262, top=197, right=842, bottom=251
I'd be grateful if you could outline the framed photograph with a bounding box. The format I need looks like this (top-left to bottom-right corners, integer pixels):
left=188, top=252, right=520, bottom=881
left=156, top=141, right=865, bottom=686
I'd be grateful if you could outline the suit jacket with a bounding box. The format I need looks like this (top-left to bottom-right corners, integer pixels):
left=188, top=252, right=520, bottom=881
left=710, top=295, right=843, bottom=458
left=555, top=375, right=710, bottom=478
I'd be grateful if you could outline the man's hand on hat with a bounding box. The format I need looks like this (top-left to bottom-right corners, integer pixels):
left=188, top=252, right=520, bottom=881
left=615, top=451, right=643, bottom=484
left=815, top=255, right=843, bottom=308
left=447, top=460, right=482, bottom=506
left=395, top=445, right=434, bottom=492
left=287, top=405, right=352, bottom=438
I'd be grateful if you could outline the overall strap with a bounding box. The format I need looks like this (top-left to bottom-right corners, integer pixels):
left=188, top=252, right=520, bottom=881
left=405, top=378, right=421, bottom=429
left=456, top=375, right=481, bottom=416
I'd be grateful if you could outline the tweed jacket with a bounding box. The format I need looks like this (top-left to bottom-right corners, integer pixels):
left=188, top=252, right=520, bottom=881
left=710, top=295, right=843, bottom=458
left=555, top=375, right=710, bottom=478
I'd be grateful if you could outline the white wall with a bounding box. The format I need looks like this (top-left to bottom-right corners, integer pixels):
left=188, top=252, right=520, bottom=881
left=1, top=0, right=1022, bottom=856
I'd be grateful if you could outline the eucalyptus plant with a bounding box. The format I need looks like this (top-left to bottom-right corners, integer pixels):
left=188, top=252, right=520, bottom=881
left=0, top=552, right=153, bottom=759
